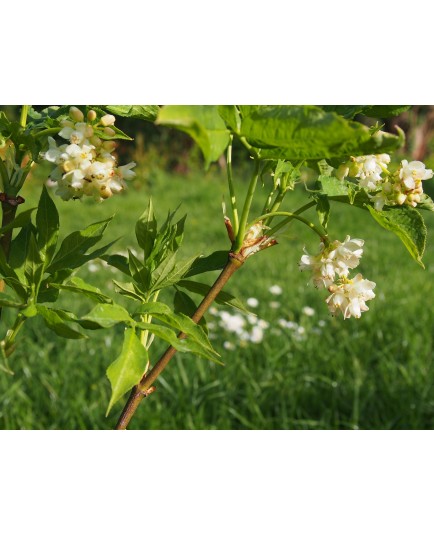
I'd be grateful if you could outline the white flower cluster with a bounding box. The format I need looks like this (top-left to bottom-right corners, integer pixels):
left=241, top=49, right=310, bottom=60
left=42, top=107, right=136, bottom=201
left=299, top=236, right=375, bottom=319
left=337, top=154, right=433, bottom=211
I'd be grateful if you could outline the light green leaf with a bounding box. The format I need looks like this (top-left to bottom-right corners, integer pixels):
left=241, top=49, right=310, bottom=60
left=106, top=328, right=149, bottom=416
left=366, top=205, right=426, bottom=267
left=134, top=302, right=220, bottom=361
left=151, top=255, right=197, bottom=291
left=157, top=105, right=230, bottom=168
left=113, top=280, right=145, bottom=302
left=104, top=105, right=159, bottom=122
left=82, top=303, right=135, bottom=328
left=236, top=105, right=404, bottom=161
left=36, top=186, right=59, bottom=266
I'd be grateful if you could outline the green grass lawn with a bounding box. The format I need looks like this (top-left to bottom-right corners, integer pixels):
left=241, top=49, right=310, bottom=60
left=1, top=164, right=434, bottom=429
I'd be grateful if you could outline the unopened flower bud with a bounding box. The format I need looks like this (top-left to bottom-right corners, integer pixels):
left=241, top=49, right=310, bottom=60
left=102, top=141, right=116, bottom=152
left=89, top=135, right=102, bottom=148
left=104, top=127, right=116, bottom=137
left=101, top=114, right=116, bottom=127
left=69, top=107, right=84, bottom=122
left=87, top=110, right=97, bottom=121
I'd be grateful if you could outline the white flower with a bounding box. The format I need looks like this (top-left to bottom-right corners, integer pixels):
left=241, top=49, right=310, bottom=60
left=247, top=297, right=259, bottom=308
left=302, top=306, right=315, bottom=316
left=326, top=274, right=376, bottom=319
left=223, top=341, right=235, bottom=350
left=269, top=284, right=282, bottom=295
left=219, top=311, right=245, bottom=334
left=400, top=160, right=433, bottom=189
left=249, top=326, right=264, bottom=343
left=269, top=301, right=281, bottom=309
left=338, top=154, right=390, bottom=191
left=116, top=162, right=136, bottom=180
left=300, top=236, right=364, bottom=287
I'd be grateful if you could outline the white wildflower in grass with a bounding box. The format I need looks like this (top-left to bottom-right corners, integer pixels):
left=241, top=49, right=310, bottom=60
left=269, top=284, right=282, bottom=295
left=42, top=107, right=136, bottom=202
left=326, top=274, right=376, bottom=319
left=269, top=301, right=281, bottom=309
left=223, top=341, right=235, bottom=350
left=302, top=306, right=315, bottom=316
left=249, top=326, right=264, bottom=344
left=246, top=297, right=259, bottom=308
left=299, top=236, right=364, bottom=287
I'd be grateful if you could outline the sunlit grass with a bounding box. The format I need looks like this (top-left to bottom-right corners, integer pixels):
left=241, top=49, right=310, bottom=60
left=1, top=166, right=434, bottom=429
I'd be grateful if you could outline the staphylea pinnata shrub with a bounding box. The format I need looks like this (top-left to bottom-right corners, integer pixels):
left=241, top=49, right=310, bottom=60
left=0, top=105, right=432, bottom=429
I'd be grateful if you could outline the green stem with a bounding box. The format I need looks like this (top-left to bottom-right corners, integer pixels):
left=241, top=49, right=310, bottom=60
left=0, top=158, right=9, bottom=191
left=20, top=106, right=29, bottom=128
left=261, top=210, right=327, bottom=241
left=33, top=127, right=62, bottom=139
left=233, top=159, right=261, bottom=252
left=1, top=313, right=26, bottom=357
left=226, top=135, right=239, bottom=235
left=115, top=253, right=245, bottom=430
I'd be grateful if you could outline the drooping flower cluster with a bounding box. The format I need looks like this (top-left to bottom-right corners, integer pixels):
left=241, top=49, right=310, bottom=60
left=299, top=236, right=375, bottom=319
left=337, top=154, right=433, bottom=211
left=42, top=107, right=136, bottom=201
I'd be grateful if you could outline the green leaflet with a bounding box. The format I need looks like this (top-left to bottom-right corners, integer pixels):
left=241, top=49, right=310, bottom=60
left=106, top=328, right=149, bottom=416
left=82, top=303, right=135, bottom=328
left=366, top=205, right=427, bottom=267
left=157, top=105, right=230, bottom=168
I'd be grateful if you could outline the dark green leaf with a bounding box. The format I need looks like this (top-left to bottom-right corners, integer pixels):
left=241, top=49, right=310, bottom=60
left=48, top=217, right=112, bottom=273
left=176, top=279, right=249, bottom=313
left=174, top=289, right=207, bottom=334
left=36, top=186, right=59, bottom=266
left=106, top=328, right=149, bottom=416
left=366, top=205, right=426, bottom=267
left=0, top=208, right=36, bottom=236
left=36, top=305, right=87, bottom=339
left=50, top=276, right=112, bottom=303
left=135, top=198, right=157, bottom=260
left=157, top=105, right=230, bottom=168
left=184, top=250, right=228, bottom=278
left=101, top=253, right=130, bottom=275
